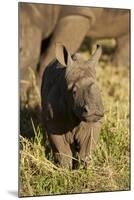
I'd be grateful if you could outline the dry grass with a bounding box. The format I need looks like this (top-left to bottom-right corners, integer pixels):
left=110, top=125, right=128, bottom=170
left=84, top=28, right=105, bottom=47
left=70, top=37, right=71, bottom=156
left=19, top=44, right=130, bottom=197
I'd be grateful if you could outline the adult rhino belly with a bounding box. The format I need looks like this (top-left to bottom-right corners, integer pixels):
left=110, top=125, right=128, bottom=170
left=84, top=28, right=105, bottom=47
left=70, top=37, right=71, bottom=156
left=87, top=8, right=129, bottom=38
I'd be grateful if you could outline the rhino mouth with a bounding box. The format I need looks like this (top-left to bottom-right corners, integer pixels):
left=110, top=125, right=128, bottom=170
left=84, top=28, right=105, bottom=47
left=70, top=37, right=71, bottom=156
left=81, top=113, right=104, bottom=122
left=73, top=107, right=104, bottom=123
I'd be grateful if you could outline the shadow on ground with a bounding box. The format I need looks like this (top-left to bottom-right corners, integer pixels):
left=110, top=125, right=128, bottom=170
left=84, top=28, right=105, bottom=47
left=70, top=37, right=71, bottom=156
left=8, top=190, right=18, bottom=197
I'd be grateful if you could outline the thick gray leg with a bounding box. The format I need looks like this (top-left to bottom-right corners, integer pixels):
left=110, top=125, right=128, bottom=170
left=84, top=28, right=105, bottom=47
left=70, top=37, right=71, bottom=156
left=20, top=7, right=42, bottom=103
left=39, top=16, right=90, bottom=79
left=20, top=9, right=42, bottom=80
left=48, top=134, right=72, bottom=169
left=76, top=121, right=102, bottom=167
left=112, top=33, right=130, bottom=67
left=20, top=26, right=42, bottom=104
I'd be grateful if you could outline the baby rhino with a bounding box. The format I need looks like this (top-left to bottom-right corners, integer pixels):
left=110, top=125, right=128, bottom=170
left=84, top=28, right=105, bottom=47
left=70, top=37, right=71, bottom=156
left=41, top=43, right=104, bottom=169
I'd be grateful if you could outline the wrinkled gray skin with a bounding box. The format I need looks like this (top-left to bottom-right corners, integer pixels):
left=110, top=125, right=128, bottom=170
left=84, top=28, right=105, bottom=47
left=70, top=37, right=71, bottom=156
left=20, top=3, right=130, bottom=85
left=41, top=44, right=104, bottom=168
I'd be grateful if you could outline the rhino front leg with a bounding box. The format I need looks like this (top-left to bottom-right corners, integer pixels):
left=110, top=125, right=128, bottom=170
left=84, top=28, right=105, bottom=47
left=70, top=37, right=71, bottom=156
left=112, top=33, right=130, bottom=67
left=48, top=133, right=72, bottom=169
left=39, top=15, right=90, bottom=79
left=77, top=122, right=102, bottom=168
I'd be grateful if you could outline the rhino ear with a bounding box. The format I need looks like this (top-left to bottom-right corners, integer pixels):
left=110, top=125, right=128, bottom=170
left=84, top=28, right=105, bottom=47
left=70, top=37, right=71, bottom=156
left=89, top=44, right=102, bottom=67
left=55, top=43, right=73, bottom=67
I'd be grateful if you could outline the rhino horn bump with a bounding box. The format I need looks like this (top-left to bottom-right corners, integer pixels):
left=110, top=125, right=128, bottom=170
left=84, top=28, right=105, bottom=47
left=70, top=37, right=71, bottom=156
left=90, top=44, right=102, bottom=66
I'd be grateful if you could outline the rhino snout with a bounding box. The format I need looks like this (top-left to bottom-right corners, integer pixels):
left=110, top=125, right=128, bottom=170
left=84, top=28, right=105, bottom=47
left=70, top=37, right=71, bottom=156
left=80, top=105, right=104, bottom=122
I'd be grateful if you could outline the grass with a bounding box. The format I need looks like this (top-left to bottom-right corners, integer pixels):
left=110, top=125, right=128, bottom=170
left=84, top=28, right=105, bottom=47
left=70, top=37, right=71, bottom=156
left=19, top=45, right=130, bottom=197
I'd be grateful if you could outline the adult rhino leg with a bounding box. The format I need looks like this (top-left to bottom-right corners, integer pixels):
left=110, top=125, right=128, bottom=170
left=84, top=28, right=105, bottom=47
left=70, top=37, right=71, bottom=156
left=39, top=16, right=90, bottom=79
left=19, top=8, right=42, bottom=104
left=112, top=33, right=130, bottom=67
left=48, top=133, right=72, bottom=169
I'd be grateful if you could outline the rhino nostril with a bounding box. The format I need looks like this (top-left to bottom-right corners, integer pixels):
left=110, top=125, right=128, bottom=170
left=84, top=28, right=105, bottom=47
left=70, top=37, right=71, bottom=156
left=83, top=106, right=88, bottom=113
